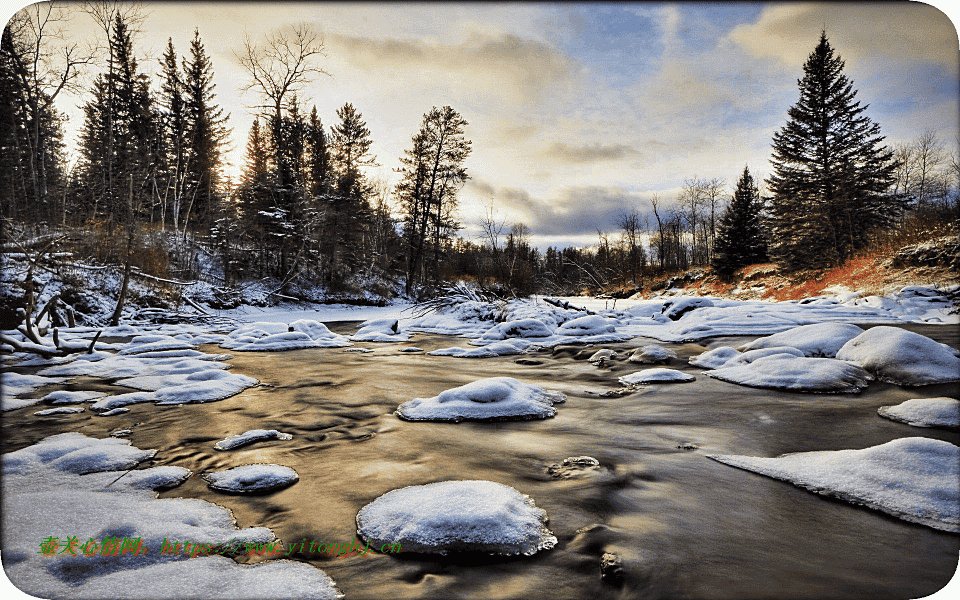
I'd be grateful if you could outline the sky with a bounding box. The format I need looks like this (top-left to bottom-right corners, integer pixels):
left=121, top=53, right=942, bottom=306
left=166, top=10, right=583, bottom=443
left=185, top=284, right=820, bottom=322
left=3, top=1, right=959, bottom=250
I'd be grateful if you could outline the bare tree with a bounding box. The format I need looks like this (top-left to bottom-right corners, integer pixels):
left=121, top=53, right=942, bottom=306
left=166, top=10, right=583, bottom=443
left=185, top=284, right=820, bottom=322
left=616, top=210, right=646, bottom=287
left=912, top=129, right=948, bottom=209
left=650, top=193, right=666, bottom=271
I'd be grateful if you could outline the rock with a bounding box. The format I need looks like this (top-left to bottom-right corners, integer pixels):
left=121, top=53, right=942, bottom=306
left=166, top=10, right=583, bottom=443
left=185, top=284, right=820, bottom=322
left=600, top=552, right=624, bottom=586
left=547, top=456, right=603, bottom=479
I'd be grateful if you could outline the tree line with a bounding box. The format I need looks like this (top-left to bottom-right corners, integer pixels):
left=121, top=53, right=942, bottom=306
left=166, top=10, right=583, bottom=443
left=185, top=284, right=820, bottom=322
left=2, top=10, right=957, bottom=302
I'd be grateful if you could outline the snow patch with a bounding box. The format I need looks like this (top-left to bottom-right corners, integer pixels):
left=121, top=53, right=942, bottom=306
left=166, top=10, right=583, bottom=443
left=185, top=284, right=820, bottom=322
left=396, top=377, right=565, bottom=422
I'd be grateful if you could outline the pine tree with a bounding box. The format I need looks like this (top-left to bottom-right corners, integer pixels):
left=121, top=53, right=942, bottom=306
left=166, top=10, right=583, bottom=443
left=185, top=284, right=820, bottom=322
left=157, top=38, right=187, bottom=232
left=767, top=32, right=898, bottom=271
left=182, top=29, right=229, bottom=233
left=711, top=166, right=767, bottom=278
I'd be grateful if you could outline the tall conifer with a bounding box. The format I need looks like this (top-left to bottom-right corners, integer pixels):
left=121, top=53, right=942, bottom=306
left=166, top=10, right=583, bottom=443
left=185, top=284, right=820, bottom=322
left=712, top=166, right=766, bottom=278
left=767, top=32, right=897, bottom=270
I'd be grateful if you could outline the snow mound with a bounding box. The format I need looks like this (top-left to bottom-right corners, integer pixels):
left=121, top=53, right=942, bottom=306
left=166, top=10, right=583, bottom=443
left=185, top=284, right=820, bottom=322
left=589, top=349, right=617, bottom=364
left=35, top=406, right=84, bottom=416
left=429, top=339, right=532, bottom=358
left=1, top=372, right=67, bottom=411
left=836, top=326, right=960, bottom=386
left=356, top=480, right=557, bottom=555
left=629, top=344, right=677, bottom=364
left=707, top=354, right=873, bottom=393
left=878, top=397, right=960, bottom=428
left=738, top=323, right=864, bottom=357
left=618, top=368, right=696, bottom=385
left=478, top=318, right=555, bottom=341
left=396, top=377, right=565, bottom=422
left=662, top=297, right=714, bottom=320
left=556, top=315, right=617, bottom=336
left=42, top=390, right=108, bottom=404
left=2, top=434, right=339, bottom=599
left=202, top=464, right=299, bottom=493
left=118, top=334, right=195, bottom=355
left=350, top=318, right=410, bottom=342
left=707, top=437, right=960, bottom=532
left=688, top=346, right=742, bottom=369
left=221, top=320, right=351, bottom=351
left=214, top=429, right=294, bottom=451
left=3, top=432, right=156, bottom=476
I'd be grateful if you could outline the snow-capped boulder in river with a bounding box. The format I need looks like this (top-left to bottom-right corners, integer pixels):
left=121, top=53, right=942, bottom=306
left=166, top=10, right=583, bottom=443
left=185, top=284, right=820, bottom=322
left=356, top=480, right=557, bottom=555
left=706, top=353, right=873, bottom=393
left=395, top=377, right=565, bottom=422
left=835, top=326, right=960, bottom=386
left=478, top=318, right=555, bottom=341
left=350, top=318, right=410, bottom=342
left=707, top=437, right=960, bottom=532
left=618, top=368, right=695, bottom=385
left=202, top=464, right=299, bottom=493
left=629, top=344, right=677, bottom=364
left=737, top=323, right=864, bottom=357
left=221, top=320, right=351, bottom=351
left=556, top=315, right=616, bottom=336
left=878, top=397, right=960, bottom=428
left=661, top=297, right=714, bottom=320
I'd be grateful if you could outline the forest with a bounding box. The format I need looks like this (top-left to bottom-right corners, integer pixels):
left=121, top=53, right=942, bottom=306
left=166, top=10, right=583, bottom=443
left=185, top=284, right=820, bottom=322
left=2, top=5, right=958, bottom=318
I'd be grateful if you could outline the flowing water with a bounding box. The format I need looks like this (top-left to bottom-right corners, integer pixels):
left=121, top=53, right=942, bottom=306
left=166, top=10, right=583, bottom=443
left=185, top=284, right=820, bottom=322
left=3, top=323, right=959, bottom=599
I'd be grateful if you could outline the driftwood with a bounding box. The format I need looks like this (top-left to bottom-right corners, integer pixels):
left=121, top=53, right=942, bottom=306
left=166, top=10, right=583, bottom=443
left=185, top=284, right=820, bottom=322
left=1, top=329, right=102, bottom=358
left=543, top=297, right=595, bottom=315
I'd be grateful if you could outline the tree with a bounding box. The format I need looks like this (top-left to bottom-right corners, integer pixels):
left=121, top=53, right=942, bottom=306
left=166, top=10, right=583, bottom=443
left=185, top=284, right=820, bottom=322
left=156, top=37, right=186, bottom=233
left=397, top=106, right=471, bottom=296
left=767, top=32, right=898, bottom=270
left=711, top=166, right=767, bottom=278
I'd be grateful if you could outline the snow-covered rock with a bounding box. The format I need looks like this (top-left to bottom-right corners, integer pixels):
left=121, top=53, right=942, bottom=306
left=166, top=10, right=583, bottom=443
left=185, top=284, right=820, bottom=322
left=214, top=429, right=294, bottom=451
left=707, top=437, right=960, bottom=532
left=42, top=390, right=107, bottom=404
left=478, top=318, right=555, bottom=341
left=429, top=339, right=532, bottom=358
left=118, top=334, right=195, bottom=355
left=618, top=368, right=696, bottom=385
left=556, top=315, right=617, bottom=336
left=836, top=326, right=960, bottom=386
left=34, top=406, right=84, bottom=416
left=396, top=377, right=565, bottom=422
left=221, top=320, right=351, bottom=351
left=628, top=344, right=677, bottom=364
left=878, top=397, right=960, bottom=428
left=738, top=323, right=864, bottom=357
left=707, top=353, right=873, bottom=393
left=350, top=318, right=410, bottom=342
left=588, top=349, right=617, bottom=364
left=3, top=432, right=156, bottom=476
left=688, top=346, right=742, bottom=369
left=356, top=480, right=557, bottom=555
left=2, top=434, right=340, bottom=599
left=202, top=464, right=299, bottom=493
left=661, top=297, right=714, bottom=320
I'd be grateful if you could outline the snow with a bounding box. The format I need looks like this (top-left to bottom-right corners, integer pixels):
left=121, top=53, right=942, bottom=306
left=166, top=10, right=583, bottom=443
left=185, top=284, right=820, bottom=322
left=214, top=429, right=294, bottom=451
left=34, top=406, right=85, bottom=416
left=2, top=434, right=340, bottom=599
left=221, top=320, right=352, bottom=351
left=118, top=334, right=195, bottom=355
left=661, top=297, right=715, bottom=320
left=2, top=432, right=156, bottom=476
left=618, top=368, right=696, bottom=385
left=429, top=339, right=532, bottom=358
left=737, top=323, right=864, bottom=357
left=477, top=318, right=556, bottom=341
left=588, top=349, right=617, bottom=364
left=556, top=314, right=617, bottom=336
left=707, top=353, right=874, bottom=393
left=688, top=346, right=743, bottom=369
left=835, top=326, right=960, bottom=386
left=629, top=344, right=677, bottom=364
left=1, top=372, right=67, bottom=411
left=349, top=318, right=410, bottom=342
left=707, top=437, right=960, bottom=532
left=355, top=480, right=557, bottom=555
left=42, top=390, right=108, bottom=404
left=396, top=377, right=565, bottom=422
left=878, top=397, right=960, bottom=428
left=202, top=464, right=300, bottom=493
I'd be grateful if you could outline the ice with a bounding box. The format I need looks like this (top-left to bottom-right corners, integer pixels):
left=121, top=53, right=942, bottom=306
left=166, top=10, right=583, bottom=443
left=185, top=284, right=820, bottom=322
left=2, top=434, right=339, bottom=599
left=34, top=406, right=84, bottom=416
left=836, top=326, right=960, bottom=386
left=214, top=429, right=294, bottom=451
left=350, top=318, right=410, bottom=342
left=738, top=323, right=864, bottom=357
left=356, top=480, right=557, bottom=555
left=618, top=368, right=696, bottom=385
left=396, top=377, right=565, bottom=422
left=878, top=397, right=960, bottom=428
left=202, top=464, right=299, bottom=493
left=221, top=320, right=352, bottom=351
left=629, top=344, right=677, bottom=364
left=1, top=372, right=67, bottom=411
left=707, top=353, right=873, bottom=393
left=707, top=437, right=960, bottom=532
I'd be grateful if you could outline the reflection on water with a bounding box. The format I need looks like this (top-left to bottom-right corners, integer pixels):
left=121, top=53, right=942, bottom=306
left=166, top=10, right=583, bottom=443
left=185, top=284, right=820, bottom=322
left=3, top=323, right=959, bottom=599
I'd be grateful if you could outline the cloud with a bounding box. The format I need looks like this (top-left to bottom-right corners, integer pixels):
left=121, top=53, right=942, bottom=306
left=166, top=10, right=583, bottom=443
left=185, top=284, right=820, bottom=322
left=544, top=142, right=641, bottom=163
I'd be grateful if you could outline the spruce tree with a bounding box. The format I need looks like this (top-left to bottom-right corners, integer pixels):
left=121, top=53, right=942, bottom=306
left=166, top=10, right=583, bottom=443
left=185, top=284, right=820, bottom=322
left=711, top=166, right=766, bottom=278
left=767, top=32, right=897, bottom=271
